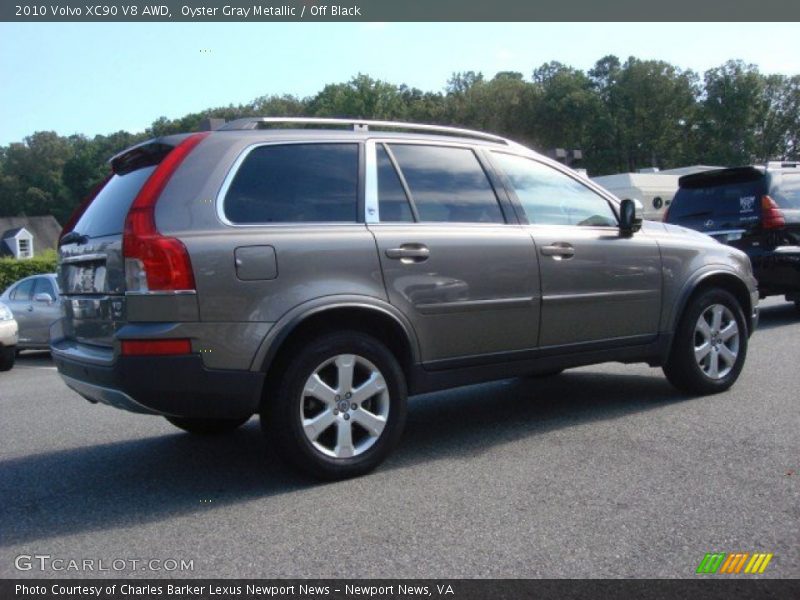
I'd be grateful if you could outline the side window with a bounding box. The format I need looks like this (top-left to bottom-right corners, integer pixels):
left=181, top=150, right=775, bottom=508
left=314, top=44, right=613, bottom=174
left=771, top=173, right=800, bottom=209
left=388, top=144, right=504, bottom=224
left=376, top=144, right=414, bottom=222
left=34, top=277, right=56, bottom=298
left=10, top=278, right=34, bottom=301
left=492, top=152, right=617, bottom=227
left=224, top=144, right=359, bottom=224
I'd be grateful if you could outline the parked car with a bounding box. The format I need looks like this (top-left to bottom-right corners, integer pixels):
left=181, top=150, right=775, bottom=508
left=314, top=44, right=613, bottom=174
left=0, top=273, right=62, bottom=350
left=665, top=163, right=800, bottom=310
left=0, top=300, right=19, bottom=371
left=52, top=118, right=759, bottom=479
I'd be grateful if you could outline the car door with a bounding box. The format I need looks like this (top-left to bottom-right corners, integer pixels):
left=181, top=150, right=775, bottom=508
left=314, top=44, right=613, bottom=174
left=490, top=151, right=662, bottom=347
left=29, top=276, right=61, bottom=345
left=366, top=141, right=541, bottom=363
left=5, top=277, right=36, bottom=345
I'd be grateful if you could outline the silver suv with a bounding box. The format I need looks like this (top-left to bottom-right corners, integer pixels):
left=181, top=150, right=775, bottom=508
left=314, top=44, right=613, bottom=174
left=52, top=118, right=759, bottom=479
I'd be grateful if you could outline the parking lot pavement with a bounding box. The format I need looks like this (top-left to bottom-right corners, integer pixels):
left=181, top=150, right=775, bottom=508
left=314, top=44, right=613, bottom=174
left=0, top=297, right=798, bottom=579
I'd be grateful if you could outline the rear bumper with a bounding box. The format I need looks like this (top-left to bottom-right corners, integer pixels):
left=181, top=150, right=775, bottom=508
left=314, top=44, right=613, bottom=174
left=52, top=343, right=263, bottom=419
left=750, top=246, right=800, bottom=296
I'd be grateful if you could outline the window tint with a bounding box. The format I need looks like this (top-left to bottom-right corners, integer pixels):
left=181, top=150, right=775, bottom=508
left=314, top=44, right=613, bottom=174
left=377, top=144, right=414, bottom=222
left=388, top=144, right=504, bottom=223
left=492, top=153, right=617, bottom=227
left=10, top=278, right=34, bottom=301
left=671, top=179, right=765, bottom=220
left=34, top=277, right=56, bottom=298
left=225, top=144, right=358, bottom=223
left=73, top=166, right=156, bottom=238
left=771, top=173, right=800, bottom=209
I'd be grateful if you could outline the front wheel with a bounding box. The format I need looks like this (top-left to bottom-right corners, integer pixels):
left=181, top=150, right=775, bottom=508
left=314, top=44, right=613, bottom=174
left=262, top=331, right=407, bottom=480
left=0, top=346, right=15, bottom=371
left=165, top=415, right=250, bottom=435
left=663, top=288, right=747, bottom=395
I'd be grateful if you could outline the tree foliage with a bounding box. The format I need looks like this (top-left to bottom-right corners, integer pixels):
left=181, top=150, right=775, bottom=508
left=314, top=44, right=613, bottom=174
left=1, top=56, right=798, bottom=224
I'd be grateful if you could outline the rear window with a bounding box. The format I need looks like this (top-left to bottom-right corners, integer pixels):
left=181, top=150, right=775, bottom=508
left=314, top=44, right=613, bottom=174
left=671, top=179, right=765, bottom=220
left=73, top=166, right=156, bottom=238
left=771, top=173, right=800, bottom=209
left=224, top=144, right=359, bottom=224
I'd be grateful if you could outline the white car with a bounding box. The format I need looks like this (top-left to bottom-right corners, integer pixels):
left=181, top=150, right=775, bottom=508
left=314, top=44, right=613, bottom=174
left=0, top=301, right=19, bottom=371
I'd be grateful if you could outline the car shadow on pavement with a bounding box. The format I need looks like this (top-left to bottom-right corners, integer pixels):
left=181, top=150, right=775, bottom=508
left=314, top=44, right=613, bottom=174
left=0, top=369, right=690, bottom=547
left=751, top=300, right=799, bottom=331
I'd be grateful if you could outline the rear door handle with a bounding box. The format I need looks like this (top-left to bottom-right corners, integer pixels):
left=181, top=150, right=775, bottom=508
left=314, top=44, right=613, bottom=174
left=385, top=244, right=430, bottom=263
left=540, top=243, right=575, bottom=259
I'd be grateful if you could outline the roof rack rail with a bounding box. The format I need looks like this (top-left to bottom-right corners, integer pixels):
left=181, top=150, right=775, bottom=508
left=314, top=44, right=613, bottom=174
left=217, top=117, right=511, bottom=145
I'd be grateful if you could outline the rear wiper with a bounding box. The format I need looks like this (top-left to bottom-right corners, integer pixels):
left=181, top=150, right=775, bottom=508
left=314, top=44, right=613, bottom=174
left=59, top=231, right=89, bottom=246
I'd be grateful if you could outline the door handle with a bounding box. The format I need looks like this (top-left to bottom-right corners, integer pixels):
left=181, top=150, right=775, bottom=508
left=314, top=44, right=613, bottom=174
left=27, top=305, right=34, bottom=312
left=541, top=243, right=575, bottom=259
left=385, top=244, right=430, bottom=263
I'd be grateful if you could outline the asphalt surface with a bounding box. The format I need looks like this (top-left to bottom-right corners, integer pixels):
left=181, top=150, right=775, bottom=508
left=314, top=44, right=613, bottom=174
left=0, top=297, right=798, bottom=579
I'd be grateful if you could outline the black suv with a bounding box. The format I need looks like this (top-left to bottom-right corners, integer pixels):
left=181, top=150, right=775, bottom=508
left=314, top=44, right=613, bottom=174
left=666, top=163, right=800, bottom=309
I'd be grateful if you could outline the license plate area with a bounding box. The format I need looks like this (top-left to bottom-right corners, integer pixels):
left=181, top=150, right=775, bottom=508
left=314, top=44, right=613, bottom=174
left=62, top=260, right=108, bottom=294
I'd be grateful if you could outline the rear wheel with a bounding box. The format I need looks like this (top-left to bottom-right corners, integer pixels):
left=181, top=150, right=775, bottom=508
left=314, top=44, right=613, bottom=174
left=0, top=346, right=15, bottom=371
left=663, top=288, right=747, bottom=395
left=262, top=331, right=407, bottom=480
left=165, top=415, right=250, bottom=435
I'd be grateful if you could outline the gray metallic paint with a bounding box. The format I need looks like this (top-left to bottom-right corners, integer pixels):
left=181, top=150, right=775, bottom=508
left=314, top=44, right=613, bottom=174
left=53, top=127, right=759, bottom=417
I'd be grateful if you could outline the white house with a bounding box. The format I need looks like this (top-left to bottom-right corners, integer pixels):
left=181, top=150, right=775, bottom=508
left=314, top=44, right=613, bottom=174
left=0, top=216, right=62, bottom=259
left=1, top=227, right=34, bottom=259
left=591, top=166, right=723, bottom=220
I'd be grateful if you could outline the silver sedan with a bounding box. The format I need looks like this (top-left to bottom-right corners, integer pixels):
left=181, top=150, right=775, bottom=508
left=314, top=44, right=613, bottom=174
left=0, top=273, right=61, bottom=350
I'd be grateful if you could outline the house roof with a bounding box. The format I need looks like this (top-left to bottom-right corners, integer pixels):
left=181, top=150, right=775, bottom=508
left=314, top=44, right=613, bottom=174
left=0, top=216, right=61, bottom=256
left=2, top=227, right=27, bottom=239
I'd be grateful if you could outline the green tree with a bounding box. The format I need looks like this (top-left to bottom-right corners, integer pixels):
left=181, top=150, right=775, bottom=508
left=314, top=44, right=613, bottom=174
left=697, top=60, right=766, bottom=165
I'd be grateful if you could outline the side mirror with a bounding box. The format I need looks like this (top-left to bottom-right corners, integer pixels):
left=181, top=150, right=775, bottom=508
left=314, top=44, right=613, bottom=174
left=619, top=198, right=644, bottom=235
left=34, top=292, right=54, bottom=304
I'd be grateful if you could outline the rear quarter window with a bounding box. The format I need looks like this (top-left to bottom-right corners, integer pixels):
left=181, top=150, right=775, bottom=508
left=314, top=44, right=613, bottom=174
left=223, top=143, right=359, bottom=224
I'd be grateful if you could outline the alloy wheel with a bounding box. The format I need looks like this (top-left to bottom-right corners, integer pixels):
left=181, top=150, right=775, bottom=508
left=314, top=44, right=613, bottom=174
left=693, top=303, right=740, bottom=380
left=299, top=354, right=390, bottom=458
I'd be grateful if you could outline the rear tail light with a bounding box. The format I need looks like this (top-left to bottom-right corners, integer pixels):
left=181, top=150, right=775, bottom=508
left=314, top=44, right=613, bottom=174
left=60, top=174, right=112, bottom=240
left=123, top=132, right=209, bottom=292
left=121, top=339, right=192, bottom=356
left=761, top=195, right=785, bottom=230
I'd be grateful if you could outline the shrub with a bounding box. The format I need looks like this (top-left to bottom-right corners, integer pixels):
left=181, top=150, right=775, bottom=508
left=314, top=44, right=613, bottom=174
left=0, top=250, right=58, bottom=292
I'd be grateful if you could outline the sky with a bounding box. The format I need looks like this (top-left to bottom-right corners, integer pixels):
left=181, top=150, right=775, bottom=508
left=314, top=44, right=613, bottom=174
left=1, top=22, right=799, bottom=146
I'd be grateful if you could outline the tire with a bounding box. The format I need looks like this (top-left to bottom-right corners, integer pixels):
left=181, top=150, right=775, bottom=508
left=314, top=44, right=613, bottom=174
left=165, top=415, right=250, bottom=435
left=0, top=346, right=15, bottom=372
left=262, top=331, right=408, bottom=480
left=663, top=288, right=748, bottom=395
